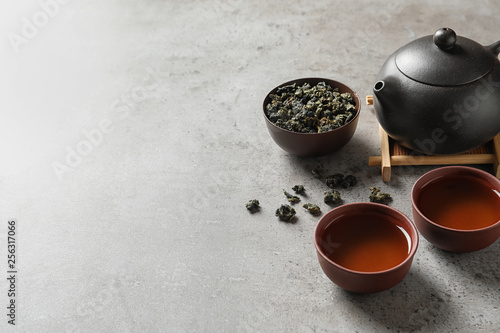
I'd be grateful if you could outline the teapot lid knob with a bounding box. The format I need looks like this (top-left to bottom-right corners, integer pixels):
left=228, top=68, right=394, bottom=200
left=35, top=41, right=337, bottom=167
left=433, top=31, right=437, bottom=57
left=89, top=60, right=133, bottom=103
left=433, top=28, right=457, bottom=50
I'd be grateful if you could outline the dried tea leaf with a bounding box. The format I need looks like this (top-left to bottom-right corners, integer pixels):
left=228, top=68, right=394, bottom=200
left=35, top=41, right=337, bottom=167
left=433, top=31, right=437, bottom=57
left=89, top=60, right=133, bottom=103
left=326, top=173, right=357, bottom=188
left=312, top=164, right=324, bottom=179
left=303, top=203, right=321, bottom=215
left=292, top=185, right=305, bottom=194
left=341, top=175, right=358, bottom=188
left=283, top=189, right=300, bottom=204
left=275, top=204, right=296, bottom=222
left=324, top=190, right=342, bottom=204
left=326, top=173, right=344, bottom=188
left=369, top=187, right=392, bottom=203
left=245, top=199, right=260, bottom=212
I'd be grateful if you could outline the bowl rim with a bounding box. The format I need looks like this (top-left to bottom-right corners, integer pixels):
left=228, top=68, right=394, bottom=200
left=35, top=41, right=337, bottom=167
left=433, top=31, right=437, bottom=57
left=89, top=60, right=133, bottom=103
left=314, top=202, right=419, bottom=275
left=262, top=77, right=361, bottom=136
left=411, top=166, right=500, bottom=233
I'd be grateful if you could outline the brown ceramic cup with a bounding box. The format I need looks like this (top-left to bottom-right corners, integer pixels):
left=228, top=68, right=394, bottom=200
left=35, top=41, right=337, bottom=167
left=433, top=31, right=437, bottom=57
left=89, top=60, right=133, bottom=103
left=411, top=166, right=500, bottom=252
left=314, top=203, right=419, bottom=293
left=262, top=78, right=360, bottom=156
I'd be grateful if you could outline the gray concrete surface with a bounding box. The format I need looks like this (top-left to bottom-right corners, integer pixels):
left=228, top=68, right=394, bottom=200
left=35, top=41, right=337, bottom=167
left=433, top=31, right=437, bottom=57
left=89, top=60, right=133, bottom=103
left=1, top=0, right=499, bottom=332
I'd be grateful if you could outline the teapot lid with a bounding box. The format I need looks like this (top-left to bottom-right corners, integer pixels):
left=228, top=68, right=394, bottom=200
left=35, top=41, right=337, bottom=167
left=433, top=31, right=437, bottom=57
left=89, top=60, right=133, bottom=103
left=395, top=28, right=494, bottom=86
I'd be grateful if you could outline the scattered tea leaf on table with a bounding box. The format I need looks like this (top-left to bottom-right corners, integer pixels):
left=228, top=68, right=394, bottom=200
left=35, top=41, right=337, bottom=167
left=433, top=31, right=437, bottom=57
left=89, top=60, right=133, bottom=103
left=341, top=175, right=358, bottom=188
left=369, top=187, right=392, bottom=203
left=245, top=199, right=260, bottom=213
left=303, top=203, right=321, bottom=215
left=292, top=185, right=305, bottom=194
left=326, top=173, right=344, bottom=188
left=275, top=204, right=296, bottom=222
left=324, top=190, right=342, bottom=204
left=312, top=164, right=324, bottom=179
left=283, top=189, right=301, bottom=204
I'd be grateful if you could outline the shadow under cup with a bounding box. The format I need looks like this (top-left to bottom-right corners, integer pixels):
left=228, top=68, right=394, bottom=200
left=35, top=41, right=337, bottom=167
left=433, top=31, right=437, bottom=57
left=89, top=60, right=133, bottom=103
left=314, top=203, right=419, bottom=294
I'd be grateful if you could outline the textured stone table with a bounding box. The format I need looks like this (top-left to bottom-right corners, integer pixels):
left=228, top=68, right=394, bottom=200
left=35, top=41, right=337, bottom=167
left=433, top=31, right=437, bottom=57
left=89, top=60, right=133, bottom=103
left=1, top=0, right=499, bottom=332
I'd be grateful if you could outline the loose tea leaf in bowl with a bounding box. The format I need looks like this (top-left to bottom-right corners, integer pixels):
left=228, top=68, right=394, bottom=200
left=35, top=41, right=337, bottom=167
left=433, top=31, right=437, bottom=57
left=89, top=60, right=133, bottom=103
left=262, top=78, right=360, bottom=157
left=265, top=82, right=357, bottom=134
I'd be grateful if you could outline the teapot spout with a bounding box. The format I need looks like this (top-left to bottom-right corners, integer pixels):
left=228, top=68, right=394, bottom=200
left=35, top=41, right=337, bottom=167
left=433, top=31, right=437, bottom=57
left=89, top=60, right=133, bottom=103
left=373, top=78, right=400, bottom=113
left=374, top=80, right=386, bottom=94
left=373, top=80, right=389, bottom=106
left=487, top=40, right=500, bottom=56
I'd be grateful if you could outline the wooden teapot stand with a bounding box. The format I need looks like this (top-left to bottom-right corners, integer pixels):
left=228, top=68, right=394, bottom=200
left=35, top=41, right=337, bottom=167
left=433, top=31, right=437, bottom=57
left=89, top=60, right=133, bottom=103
left=366, top=95, right=500, bottom=182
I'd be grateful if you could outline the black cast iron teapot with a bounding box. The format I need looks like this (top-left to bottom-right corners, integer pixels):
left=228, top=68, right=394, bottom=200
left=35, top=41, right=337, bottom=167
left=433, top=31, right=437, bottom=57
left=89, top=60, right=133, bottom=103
left=373, top=28, right=500, bottom=155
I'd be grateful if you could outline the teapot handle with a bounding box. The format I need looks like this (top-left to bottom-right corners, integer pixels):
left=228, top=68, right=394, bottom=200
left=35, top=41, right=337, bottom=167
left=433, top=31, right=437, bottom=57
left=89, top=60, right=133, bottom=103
left=487, top=40, right=500, bottom=56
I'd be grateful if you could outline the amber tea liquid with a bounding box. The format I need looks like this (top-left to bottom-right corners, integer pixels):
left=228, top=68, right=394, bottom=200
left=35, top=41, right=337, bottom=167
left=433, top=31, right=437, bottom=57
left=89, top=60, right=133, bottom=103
left=418, top=175, right=500, bottom=230
left=321, top=214, right=411, bottom=272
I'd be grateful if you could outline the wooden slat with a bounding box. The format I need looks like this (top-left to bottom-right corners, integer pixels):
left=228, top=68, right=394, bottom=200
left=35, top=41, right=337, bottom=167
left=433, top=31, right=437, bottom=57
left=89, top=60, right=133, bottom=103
left=493, top=134, right=500, bottom=178
left=369, top=154, right=496, bottom=166
left=366, top=95, right=373, bottom=105
left=379, top=126, right=391, bottom=182
left=392, top=142, right=411, bottom=156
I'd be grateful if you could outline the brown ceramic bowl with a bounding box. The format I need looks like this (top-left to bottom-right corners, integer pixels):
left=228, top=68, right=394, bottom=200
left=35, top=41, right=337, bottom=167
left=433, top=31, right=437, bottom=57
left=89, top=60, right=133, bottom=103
left=314, top=203, right=419, bottom=293
left=262, top=78, right=361, bottom=156
left=411, top=166, right=500, bottom=252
